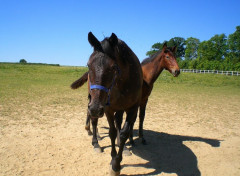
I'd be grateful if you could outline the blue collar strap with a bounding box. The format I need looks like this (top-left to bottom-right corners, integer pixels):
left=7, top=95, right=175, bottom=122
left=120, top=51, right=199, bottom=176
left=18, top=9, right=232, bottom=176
left=90, top=85, right=109, bottom=93
left=90, top=83, right=111, bottom=106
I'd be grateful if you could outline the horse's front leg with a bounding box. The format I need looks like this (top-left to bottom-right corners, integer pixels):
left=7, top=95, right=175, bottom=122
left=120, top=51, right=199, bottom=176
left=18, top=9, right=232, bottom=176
left=110, top=107, right=138, bottom=175
left=105, top=111, right=117, bottom=160
left=91, top=117, right=102, bottom=153
left=114, top=111, right=123, bottom=147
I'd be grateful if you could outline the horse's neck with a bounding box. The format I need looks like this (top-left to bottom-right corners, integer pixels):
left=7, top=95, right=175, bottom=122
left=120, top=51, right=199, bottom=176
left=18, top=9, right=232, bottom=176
left=116, top=55, right=141, bottom=90
left=143, top=55, right=164, bottom=85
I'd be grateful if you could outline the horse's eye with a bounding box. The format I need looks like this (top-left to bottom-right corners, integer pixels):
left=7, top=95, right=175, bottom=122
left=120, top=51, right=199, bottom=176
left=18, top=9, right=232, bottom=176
left=166, top=56, right=169, bottom=59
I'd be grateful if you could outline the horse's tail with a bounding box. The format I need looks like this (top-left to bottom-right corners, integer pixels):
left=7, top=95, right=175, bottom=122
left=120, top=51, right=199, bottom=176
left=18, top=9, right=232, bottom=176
left=71, top=71, right=88, bottom=89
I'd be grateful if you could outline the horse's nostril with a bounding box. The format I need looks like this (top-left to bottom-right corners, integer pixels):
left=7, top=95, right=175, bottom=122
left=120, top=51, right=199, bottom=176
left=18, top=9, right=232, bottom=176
left=88, top=105, right=104, bottom=118
left=173, top=69, right=180, bottom=77
left=99, top=107, right=104, bottom=117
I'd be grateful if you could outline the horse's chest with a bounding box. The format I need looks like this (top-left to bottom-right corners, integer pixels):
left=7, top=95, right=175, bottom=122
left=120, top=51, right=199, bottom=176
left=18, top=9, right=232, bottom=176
left=109, top=88, right=140, bottom=110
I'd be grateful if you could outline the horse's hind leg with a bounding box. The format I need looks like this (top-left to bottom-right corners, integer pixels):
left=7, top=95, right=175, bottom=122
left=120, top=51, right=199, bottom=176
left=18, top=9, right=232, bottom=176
left=85, top=112, right=92, bottom=135
left=128, top=123, right=136, bottom=146
left=85, top=104, right=101, bottom=139
left=139, top=99, right=148, bottom=145
left=91, top=118, right=102, bottom=153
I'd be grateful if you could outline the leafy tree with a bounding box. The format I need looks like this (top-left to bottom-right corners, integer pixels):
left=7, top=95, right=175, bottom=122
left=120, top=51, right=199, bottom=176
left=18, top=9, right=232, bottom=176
left=146, top=41, right=167, bottom=57
left=198, top=34, right=227, bottom=62
left=167, top=37, right=186, bottom=58
left=185, top=37, right=200, bottom=60
left=145, top=26, right=240, bottom=71
left=227, top=26, right=240, bottom=64
left=210, top=34, right=228, bottom=61
left=197, top=41, right=208, bottom=61
left=146, top=37, right=185, bottom=59
left=189, top=59, right=199, bottom=69
left=19, top=59, right=27, bottom=64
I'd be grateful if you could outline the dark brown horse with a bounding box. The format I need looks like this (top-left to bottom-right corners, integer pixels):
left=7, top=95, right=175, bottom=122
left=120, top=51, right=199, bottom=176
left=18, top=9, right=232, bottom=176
left=71, top=43, right=180, bottom=147
left=77, top=32, right=143, bottom=175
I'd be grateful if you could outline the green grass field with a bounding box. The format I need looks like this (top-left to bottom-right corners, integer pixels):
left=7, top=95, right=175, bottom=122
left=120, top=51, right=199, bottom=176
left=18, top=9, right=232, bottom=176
left=1, top=63, right=240, bottom=124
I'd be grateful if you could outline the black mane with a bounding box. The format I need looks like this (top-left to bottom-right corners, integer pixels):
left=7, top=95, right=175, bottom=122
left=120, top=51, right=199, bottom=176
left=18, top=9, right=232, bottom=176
left=101, top=37, right=134, bottom=64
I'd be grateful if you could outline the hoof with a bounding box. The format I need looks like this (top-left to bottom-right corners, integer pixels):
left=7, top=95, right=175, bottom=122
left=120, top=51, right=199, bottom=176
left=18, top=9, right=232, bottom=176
left=94, top=146, right=103, bottom=153
left=87, top=131, right=93, bottom=136
left=94, top=144, right=103, bottom=153
left=109, top=166, right=120, bottom=176
left=123, top=146, right=132, bottom=156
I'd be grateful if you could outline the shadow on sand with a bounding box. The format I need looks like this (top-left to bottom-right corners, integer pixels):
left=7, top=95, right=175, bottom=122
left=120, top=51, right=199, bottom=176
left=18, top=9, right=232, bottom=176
left=121, top=129, right=221, bottom=176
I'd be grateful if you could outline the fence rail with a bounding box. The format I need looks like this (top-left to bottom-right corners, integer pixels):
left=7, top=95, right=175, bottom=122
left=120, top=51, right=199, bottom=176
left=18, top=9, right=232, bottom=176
left=180, top=69, right=240, bottom=76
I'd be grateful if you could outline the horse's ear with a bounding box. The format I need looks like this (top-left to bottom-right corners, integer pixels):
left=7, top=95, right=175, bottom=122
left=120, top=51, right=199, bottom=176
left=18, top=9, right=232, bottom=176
left=172, top=46, right=177, bottom=53
left=162, top=42, right=167, bottom=53
left=162, top=42, right=167, bottom=50
left=109, top=33, right=118, bottom=47
left=88, top=32, right=103, bottom=51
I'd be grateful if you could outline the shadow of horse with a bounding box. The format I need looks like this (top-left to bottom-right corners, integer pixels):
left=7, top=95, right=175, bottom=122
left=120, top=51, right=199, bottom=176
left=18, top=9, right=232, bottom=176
left=121, top=130, right=221, bottom=176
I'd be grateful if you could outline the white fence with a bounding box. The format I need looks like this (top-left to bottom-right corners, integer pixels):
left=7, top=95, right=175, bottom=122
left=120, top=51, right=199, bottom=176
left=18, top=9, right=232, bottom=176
left=180, top=69, right=240, bottom=76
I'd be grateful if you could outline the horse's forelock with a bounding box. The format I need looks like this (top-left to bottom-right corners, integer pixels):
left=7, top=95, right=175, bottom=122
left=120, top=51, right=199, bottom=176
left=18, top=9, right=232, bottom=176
left=101, top=38, right=116, bottom=59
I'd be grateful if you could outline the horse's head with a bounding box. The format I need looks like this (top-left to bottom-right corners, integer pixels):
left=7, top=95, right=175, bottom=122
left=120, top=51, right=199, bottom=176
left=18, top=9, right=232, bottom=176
left=87, top=32, right=119, bottom=118
left=161, top=43, right=180, bottom=77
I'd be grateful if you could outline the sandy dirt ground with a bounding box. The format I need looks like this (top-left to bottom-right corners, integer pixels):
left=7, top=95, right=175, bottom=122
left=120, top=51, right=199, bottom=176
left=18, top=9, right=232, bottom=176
left=1, top=88, right=240, bottom=176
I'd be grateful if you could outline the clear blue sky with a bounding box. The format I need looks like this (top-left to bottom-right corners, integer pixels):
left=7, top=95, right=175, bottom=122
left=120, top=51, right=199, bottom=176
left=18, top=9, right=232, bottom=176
left=0, top=0, right=240, bottom=66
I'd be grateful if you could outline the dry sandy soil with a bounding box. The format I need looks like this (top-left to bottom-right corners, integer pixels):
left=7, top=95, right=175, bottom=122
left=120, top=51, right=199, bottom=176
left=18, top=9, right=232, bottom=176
left=1, top=85, right=240, bottom=176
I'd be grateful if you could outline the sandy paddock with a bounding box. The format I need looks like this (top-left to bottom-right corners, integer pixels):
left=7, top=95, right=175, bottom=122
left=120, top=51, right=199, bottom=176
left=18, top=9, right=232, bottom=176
left=1, top=84, right=240, bottom=176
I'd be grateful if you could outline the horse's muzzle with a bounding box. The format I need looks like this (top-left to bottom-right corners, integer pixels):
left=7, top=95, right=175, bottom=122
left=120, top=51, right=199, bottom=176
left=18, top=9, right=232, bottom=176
left=88, top=104, right=104, bottom=118
left=172, top=69, right=180, bottom=77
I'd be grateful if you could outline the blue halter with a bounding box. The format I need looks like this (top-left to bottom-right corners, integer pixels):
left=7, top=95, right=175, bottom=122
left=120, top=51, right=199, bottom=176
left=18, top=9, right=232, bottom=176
left=90, top=65, right=121, bottom=106
left=90, top=85, right=109, bottom=93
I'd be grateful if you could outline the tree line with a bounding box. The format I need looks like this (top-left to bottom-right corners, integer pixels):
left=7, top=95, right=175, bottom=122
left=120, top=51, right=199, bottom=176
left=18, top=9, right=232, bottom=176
left=146, top=26, right=240, bottom=71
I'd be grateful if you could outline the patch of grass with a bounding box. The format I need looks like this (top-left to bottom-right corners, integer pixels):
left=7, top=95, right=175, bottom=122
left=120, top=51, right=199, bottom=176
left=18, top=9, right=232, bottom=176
left=0, top=63, right=88, bottom=124
left=157, top=70, right=240, bottom=88
left=0, top=63, right=239, bottom=126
